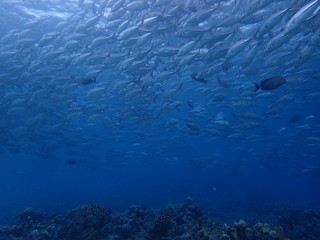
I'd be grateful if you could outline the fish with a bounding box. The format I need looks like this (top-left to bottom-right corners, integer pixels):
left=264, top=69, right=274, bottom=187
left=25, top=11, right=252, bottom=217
left=242, top=43, right=259, bottom=68
left=305, top=115, right=315, bottom=121
left=288, top=114, right=302, bottom=123
left=177, top=40, right=198, bottom=56
left=80, top=78, right=96, bottom=85
left=295, top=46, right=316, bottom=68
left=216, top=75, right=229, bottom=88
left=265, top=32, right=295, bottom=52
left=226, top=38, right=252, bottom=59
left=0, top=0, right=319, bottom=177
left=126, top=1, right=149, bottom=11
left=66, top=159, right=78, bottom=164
left=186, top=100, right=194, bottom=109
left=190, top=73, right=208, bottom=84
left=254, top=76, right=286, bottom=91
left=254, top=8, right=288, bottom=39
left=186, top=122, right=201, bottom=133
left=284, top=0, right=320, bottom=34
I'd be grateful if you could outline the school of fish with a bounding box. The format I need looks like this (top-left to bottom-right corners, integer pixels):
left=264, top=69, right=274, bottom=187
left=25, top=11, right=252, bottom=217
left=0, top=0, right=319, bottom=175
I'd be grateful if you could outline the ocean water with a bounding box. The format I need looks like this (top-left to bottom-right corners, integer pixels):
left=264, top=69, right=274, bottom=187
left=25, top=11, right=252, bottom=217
left=0, top=0, right=320, bottom=238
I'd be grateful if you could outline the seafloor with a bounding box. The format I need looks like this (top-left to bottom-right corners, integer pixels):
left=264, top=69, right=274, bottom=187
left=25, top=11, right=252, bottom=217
left=0, top=198, right=319, bottom=240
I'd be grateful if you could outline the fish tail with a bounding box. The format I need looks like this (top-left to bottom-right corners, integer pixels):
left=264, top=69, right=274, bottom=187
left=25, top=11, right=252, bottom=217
left=176, top=66, right=183, bottom=76
left=177, top=82, right=184, bottom=91
left=252, top=29, right=263, bottom=43
left=254, top=83, right=260, bottom=91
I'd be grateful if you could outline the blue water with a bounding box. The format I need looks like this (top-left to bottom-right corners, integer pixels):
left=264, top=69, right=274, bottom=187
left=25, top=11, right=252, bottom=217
left=1, top=151, right=320, bottom=224
left=0, top=0, right=320, bottom=226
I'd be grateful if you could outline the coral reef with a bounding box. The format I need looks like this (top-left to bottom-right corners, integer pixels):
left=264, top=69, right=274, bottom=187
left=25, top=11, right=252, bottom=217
left=277, top=208, right=320, bottom=240
left=222, top=220, right=288, bottom=240
left=0, top=199, right=318, bottom=240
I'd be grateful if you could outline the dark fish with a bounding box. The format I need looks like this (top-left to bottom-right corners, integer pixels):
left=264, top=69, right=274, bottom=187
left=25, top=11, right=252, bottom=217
left=288, top=114, right=302, bottom=123
left=191, top=73, right=208, bottom=84
left=66, top=159, right=78, bottom=164
left=217, top=75, right=229, bottom=88
left=81, top=78, right=96, bottom=85
left=186, top=122, right=200, bottom=132
left=176, top=82, right=184, bottom=91
left=66, top=159, right=108, bottom=169
left=186, top=100, right=194, bottom=109
left=254, top=76, right=286, bottom=91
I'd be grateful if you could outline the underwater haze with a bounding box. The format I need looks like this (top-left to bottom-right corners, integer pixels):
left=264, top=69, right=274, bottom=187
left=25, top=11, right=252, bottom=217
left=0, top=0, right=320, bottom=239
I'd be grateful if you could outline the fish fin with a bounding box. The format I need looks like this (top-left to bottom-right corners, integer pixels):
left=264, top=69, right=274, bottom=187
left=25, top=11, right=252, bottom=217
left=233, top=26, right=243, bottom=38
left=253, top=28, right=264, bottom=43
left=190, top=73, right=197, bottom=80
left=217, top=75, right=229, bottom=88
left=254, top=83, right=260, bottom=91
left=175, top=66, right=183, bottom=76
left=177, top=82, right=184, bottom=91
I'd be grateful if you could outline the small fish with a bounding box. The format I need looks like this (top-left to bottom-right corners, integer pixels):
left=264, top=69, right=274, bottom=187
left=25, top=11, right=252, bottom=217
left=80, top=78, right=96, bottom=85
left=254, top=76, right=286, bottom=91
left=277, top=127, right=286, bottom=133
left=305, top=115, right=315, bottom=121
left=217, top=75, right=229, bottom=88
left=186, top=122, right=200, bottom=132
left=186, top=100, right=194, bottom=109
left=288, top=114, right=302, bottom=123
left=226, top=38, right=252, bottom=59
left=66, top=159, right=78, bottom=164
left=285, top=0, right=319, bottom=34
left=191, top=73, right=208, bottom=84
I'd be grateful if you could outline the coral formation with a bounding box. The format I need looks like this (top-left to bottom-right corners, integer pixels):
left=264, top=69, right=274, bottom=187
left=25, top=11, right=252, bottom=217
left=223, top=220, right=288, bottom=240
left=0, top=199, right=318, bottom=240
left=277, top=208, right=320, bottom=240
